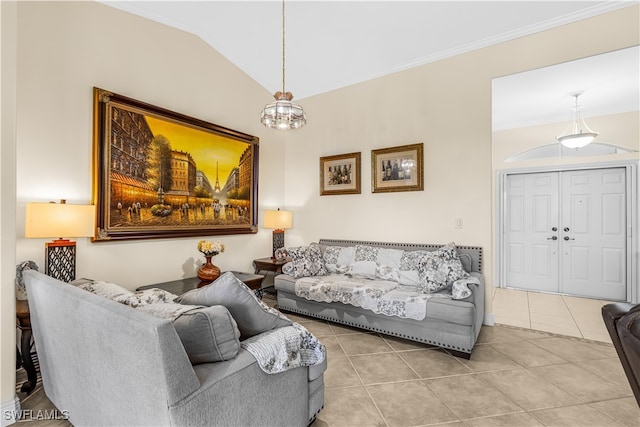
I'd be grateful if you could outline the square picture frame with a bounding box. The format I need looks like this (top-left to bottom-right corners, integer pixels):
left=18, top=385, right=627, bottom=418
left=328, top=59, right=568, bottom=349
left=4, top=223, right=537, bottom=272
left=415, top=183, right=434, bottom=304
left=371, top=143, right=424, bottom=193
left=92, top=87, right=259, bottom=241
left=319, top=152, right=361, bottom=195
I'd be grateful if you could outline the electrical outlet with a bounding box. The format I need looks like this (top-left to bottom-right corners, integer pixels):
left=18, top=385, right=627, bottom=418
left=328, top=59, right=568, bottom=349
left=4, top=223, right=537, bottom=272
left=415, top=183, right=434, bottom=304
left=455, top=218, right=463, bottom=229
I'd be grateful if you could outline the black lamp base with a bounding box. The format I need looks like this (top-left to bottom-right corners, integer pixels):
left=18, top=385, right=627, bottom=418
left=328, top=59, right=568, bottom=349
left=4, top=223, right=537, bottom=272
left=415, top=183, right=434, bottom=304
left=272, top=229, right=285, bottom=259
left=45, top=239, right=76, bottom=282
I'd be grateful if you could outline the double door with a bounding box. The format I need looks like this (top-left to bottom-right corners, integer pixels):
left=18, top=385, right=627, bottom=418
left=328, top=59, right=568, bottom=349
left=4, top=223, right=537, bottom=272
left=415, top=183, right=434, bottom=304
left=505, top=168, right=627, bottom=300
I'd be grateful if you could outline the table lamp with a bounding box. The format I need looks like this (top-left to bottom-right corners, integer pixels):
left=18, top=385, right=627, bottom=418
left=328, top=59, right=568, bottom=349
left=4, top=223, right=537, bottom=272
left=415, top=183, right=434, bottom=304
left=25, top=200, right=96, bottom=282
left=263, top=208, right=292, bottom=259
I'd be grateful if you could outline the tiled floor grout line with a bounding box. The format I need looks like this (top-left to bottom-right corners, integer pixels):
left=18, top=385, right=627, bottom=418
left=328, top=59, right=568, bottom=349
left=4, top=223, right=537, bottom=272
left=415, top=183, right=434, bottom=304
left=559, top=293, right=585, bottom=340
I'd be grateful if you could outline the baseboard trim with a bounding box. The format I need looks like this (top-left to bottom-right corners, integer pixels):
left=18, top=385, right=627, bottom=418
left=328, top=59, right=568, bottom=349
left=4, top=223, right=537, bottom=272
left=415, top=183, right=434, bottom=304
left=1, top=395, right=21, bottom=426
left=484, top=312, right=495, bottom=326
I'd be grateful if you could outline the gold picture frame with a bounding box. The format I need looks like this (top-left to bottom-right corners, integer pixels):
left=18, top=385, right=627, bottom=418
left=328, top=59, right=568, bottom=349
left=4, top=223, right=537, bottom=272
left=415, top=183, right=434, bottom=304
left=92, top=87, right=259, bottom=241
left=371, top=143, right=424, bottom=193
left=319, top=152, right=361, bottom=195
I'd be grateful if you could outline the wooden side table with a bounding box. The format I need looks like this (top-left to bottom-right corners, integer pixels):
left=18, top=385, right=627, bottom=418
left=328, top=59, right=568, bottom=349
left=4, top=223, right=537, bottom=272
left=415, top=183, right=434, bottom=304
left=253, top=257, right=290, bottom=274
left=16, top=299, right=37, bottom=394
left=137, top=272, right=265, bottom=297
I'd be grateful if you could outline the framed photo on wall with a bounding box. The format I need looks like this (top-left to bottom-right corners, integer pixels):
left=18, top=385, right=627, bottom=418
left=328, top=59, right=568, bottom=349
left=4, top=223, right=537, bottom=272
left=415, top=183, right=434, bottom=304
left=92, top=87, right=259, bottom=241
left=371, top=143, right=424, bottom=193
left=319, top=152, right=361, bottom=195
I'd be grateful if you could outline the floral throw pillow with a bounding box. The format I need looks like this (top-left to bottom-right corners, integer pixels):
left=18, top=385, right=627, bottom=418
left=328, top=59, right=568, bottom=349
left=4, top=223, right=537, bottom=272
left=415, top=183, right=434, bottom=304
left=323, top=245, right=355, bottom=274
left=350, top=245, right=378, bottom=279
left=396, top=250, right=430, bottom=286
left=419, top=242, right=469, bottom=293
left=286, top=243, right=328, bottom=278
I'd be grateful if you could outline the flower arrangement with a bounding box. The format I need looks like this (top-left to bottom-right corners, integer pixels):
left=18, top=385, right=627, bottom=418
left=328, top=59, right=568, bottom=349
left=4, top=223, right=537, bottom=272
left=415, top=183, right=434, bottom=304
left=197, top=240, right=225, bottom=257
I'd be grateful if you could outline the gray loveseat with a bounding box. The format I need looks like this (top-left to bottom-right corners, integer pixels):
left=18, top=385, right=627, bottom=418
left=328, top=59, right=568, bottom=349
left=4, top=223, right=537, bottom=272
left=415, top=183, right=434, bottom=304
left=275, top=239, right=484, bottom=358
left=23, top=270, right=324, bottom=426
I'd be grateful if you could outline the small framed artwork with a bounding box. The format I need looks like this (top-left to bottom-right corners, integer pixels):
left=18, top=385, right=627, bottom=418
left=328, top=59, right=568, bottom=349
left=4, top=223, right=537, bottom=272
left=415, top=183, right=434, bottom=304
left=319, top=152, right=361, bottom=195
left=371, top=143, right=424, bottom=193
left=92, top=87, right=259, bottom=241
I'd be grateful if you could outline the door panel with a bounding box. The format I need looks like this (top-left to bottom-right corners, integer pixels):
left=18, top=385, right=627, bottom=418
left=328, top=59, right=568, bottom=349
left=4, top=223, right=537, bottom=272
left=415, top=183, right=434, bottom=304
left=505, top=173, right=559, bottom=292
left=560, top=168, right=626, bottom=300
left=504, top=167, right=627, bottom=301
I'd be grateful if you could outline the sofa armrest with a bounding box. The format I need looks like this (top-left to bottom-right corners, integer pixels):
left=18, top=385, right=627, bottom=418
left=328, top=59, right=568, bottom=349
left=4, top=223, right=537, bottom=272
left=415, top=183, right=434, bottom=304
left=24, top=270, right=200, bottom=425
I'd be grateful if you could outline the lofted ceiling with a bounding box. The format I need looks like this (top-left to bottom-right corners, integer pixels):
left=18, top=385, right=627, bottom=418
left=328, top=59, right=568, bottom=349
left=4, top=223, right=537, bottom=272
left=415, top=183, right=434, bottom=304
left=100, top=1, right=639, bottom=128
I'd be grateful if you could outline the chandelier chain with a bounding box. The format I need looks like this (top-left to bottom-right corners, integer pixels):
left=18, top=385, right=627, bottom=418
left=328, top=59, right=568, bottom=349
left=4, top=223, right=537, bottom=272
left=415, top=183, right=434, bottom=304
left=281, top=0, right=286, bottom=95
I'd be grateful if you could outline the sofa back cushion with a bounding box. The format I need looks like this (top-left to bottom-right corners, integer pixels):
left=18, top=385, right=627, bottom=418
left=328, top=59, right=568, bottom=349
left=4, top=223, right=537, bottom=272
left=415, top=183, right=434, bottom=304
left=171, top=305, right=241, bottom=364
left=322, top=245, right=355, bottom=274
left=76, top=279, right=241, bottom=364
left=176, top=272, right=292, bottom=339
left=418, top=243, right=469, bottom=293
left=285, top=243, right=328, bottom=278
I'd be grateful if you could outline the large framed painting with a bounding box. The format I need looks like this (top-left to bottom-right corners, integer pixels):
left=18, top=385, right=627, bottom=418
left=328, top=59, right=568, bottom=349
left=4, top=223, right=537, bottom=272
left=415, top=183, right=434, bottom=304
left=371, top=143, right=424, bottom=193
left=319, top=152, right=361, bottom=195
left=92, top=87, right=259, bottom=241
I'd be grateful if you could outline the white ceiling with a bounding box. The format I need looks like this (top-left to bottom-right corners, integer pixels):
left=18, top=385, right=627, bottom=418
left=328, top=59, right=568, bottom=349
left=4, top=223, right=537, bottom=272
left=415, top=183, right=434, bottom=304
left=100, top=1, right=639, bottom=128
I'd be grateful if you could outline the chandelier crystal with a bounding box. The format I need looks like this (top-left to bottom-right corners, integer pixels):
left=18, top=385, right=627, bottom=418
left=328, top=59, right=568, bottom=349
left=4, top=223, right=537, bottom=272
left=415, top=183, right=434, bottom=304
left=556, top=92, right=598, bottom=149
left=260, top=0, right=307, bottom=130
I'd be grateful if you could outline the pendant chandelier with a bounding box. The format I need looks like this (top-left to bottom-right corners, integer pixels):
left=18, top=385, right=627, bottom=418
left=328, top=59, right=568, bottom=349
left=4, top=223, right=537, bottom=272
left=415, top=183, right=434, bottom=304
left=260, top=0, right=307, bottom=130
left=556, top=92, right=599, bottom=149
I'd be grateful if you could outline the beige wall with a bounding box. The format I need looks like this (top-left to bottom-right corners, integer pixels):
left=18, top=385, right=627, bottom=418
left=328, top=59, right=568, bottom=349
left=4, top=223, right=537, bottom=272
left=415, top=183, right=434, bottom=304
left=493, top=111, right=639, bottom=169
left=1, top=0, right=18, bottom=419
left=281, top=5, right=639, bottom=323
left=2, top=0, right=638, bottom=417
left=14, top=1, right=286, bottom=289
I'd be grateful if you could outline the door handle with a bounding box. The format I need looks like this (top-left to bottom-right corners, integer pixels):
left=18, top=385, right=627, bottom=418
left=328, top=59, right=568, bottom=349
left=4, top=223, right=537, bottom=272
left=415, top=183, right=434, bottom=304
left=547, top=236, right=558, bottom=240
left=564, top=236, right=575, bottom=241
left=552, top=227, right=558, bottom=232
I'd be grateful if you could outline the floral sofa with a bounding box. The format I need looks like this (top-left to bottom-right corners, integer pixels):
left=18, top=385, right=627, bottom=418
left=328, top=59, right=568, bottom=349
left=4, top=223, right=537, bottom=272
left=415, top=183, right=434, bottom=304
left=274, top=239, right=484, bottom=358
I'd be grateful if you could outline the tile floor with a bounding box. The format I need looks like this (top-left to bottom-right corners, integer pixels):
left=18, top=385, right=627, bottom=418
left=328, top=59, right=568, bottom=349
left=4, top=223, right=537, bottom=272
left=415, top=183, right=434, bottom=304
left=492, top=286, right=618, bottom=343
left=16, top=289, right=640, bottom=426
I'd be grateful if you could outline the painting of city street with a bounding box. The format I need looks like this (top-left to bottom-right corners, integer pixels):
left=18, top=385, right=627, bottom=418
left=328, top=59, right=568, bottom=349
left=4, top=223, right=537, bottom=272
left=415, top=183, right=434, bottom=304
left=92, top=88, right=259, bottom=241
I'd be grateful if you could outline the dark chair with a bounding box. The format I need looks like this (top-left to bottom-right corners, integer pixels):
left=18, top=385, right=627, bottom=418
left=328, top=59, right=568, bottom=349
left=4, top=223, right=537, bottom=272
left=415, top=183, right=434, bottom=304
left=602, top=302, right=640, bottom=406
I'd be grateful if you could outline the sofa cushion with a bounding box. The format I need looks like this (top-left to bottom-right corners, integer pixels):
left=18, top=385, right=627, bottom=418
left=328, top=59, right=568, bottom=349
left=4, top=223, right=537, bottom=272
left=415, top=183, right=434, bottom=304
left=419, top=242, right=469, bottom=293
left=322, top=245, right=355, bottom=274
left=286, top=243, right=328, bottom=278
left=173, top=305, right=241, bottom=364
left=397, top=250, right=430, bottom=286
left=176, top=272, right=292, bottom=339
left=136, top=303, right=241, bottom=364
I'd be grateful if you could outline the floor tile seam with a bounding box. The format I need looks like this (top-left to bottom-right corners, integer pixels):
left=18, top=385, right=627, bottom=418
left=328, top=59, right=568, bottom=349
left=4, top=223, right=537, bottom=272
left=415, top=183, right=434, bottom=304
left=359, top=374, right=392, bottom=427
left=484, top=342, right=568, bottom=370
left=526, top=401, right=626, bottom=426
left=423, top=371, right=528, bottom=421
left=394, top=349, right=426, bottom=380
left=514, top=327, right=613, bottom=348
left=561, top=294, right=589, bottom=340
left=394, top=348, right=472, bottom=378
left=583, top=403, right=637, bottom=427
left=526, top=362, right=626, bottom=406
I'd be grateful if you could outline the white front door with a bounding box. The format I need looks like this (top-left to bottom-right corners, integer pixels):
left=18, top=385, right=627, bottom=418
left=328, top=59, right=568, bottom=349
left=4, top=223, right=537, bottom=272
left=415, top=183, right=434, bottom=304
left=560, top=168, right=627, bottom=300
left=504, top=167, right=627, bottom=300
left=505, top=172, right=559, bottom=293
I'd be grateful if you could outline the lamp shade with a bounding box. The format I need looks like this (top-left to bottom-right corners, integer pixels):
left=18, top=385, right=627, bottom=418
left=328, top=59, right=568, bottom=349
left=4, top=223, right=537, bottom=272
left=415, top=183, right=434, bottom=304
left=25, top=202, right=96, bottom=239
left=263, top=209, right=293, bottom=230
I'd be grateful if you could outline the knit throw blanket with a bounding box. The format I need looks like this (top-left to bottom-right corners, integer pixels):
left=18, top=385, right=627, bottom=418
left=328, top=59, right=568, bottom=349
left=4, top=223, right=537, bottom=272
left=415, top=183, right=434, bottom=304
left=241, top=322, right=326, bottom=374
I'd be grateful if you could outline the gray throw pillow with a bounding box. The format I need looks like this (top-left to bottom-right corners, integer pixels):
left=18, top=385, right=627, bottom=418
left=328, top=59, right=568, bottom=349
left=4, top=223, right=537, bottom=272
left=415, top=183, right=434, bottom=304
left=176, top=272, right=292, bottom=339
left=172, top=305, right=241, bottom=364
left=136, top=303, right=241, bottom=364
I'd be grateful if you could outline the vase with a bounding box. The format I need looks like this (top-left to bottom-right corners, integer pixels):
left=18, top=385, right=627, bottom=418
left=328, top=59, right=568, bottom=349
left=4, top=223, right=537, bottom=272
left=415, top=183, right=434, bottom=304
left=197, top=255, right=220, bottom=282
